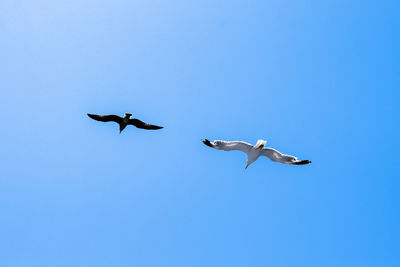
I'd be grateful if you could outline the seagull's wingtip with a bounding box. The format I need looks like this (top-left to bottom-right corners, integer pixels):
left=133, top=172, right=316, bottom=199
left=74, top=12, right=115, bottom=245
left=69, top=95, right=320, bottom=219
left=202, top=139, right=214, bottom=148
left=293, top=160, right=312, bottom=165
left=151, top=125, right=163, bottom=130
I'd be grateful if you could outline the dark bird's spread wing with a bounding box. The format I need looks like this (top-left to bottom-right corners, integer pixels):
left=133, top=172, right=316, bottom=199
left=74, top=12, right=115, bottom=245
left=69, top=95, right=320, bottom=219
left=87, top=113, right=122, bottom=124
left=128, top=118, right=163, bottom=130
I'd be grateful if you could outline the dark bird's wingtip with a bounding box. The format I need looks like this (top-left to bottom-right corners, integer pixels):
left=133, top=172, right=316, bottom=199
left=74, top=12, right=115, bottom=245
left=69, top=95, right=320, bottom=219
left=149, top=125, right=163, bottom=130
left=202, top=139, right=214, bottom=148
left=293, top=160, right=312, bottom=165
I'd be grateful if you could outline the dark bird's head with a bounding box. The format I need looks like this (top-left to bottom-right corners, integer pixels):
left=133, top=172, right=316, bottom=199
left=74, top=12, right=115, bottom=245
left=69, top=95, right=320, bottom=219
left=124, top=113, right=133, bottom=118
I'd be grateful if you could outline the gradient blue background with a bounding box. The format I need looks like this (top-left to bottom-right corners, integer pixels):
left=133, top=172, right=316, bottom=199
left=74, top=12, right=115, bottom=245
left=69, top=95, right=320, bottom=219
left=1, top=0, right=399, bottom=266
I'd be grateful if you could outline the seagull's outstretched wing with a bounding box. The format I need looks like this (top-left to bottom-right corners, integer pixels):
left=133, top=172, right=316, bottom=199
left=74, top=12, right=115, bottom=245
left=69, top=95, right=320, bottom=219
left=128, top=118, right=163, bottom=130
left=202, top=139, right=252, bottom=154
left=87, top=113, right=122, bottom=123
left=261, top=148, right=311, bottom=165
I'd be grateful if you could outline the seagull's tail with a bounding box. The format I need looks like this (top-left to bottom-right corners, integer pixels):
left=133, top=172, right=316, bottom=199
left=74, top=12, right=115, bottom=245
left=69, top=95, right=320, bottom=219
left=202, top=139, right=214, bottom=148
left=292, top=160, right=312, bottom=165
left=254, top=139, right=267, bottom=150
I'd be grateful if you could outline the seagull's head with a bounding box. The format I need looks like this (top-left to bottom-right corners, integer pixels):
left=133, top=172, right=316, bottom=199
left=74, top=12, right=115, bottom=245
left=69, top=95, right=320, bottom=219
left=124, top=113, right=133, bottom=118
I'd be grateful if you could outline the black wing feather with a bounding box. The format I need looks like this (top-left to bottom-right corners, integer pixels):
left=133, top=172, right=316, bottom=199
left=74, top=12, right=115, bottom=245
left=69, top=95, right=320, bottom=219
left=87, top=113, right=122, bottom=123
left=128, top=118, right=163, bottom=130
left=292, top=160, right=312, bottom=165
left=202, top=139, right=214, bottom=148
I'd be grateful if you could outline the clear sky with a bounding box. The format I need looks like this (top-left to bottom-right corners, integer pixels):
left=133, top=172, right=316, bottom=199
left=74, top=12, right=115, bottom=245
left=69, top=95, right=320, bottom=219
left=1, top=0, right=399, bottom=266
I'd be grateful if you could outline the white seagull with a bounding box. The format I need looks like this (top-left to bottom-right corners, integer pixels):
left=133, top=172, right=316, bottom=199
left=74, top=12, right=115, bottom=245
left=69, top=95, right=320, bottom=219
left=202, top=139, right=311, bottom=169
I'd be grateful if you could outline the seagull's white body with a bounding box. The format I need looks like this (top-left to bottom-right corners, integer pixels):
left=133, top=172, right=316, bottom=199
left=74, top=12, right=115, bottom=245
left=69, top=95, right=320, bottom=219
left=203, top=139, right=311, bottom=169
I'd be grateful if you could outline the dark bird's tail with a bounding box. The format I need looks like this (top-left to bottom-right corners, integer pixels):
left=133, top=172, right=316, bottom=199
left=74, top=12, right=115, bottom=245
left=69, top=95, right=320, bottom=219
left=292, top=160, right=312, bottom=165
left=202, top=139, right=214, bottom=148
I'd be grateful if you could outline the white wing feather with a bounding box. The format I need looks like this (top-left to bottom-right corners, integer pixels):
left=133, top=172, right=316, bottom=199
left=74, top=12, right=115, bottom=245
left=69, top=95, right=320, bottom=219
left=210, top=140, right=252, bottom=154
left=261, top=147, right=298, bottom=164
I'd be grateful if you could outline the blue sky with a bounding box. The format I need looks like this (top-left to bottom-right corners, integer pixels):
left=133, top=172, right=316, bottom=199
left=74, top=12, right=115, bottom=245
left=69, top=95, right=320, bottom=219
left=1, top=0, right=399, bottom=266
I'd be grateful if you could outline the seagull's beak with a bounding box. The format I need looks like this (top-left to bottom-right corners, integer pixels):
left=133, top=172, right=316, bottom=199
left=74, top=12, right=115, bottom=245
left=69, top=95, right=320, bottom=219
left=245, top=163, right=249, bottom=170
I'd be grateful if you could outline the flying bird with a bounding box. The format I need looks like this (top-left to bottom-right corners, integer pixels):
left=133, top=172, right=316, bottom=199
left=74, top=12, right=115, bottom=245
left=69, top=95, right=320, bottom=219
left=202, top=139, right=311, bottom=169
left=87, top=113, right=163, bottom=133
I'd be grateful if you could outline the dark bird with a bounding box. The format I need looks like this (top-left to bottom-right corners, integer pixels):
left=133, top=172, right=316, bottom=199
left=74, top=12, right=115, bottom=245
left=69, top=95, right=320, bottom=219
left=87, top=113, right=163, bottom=133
